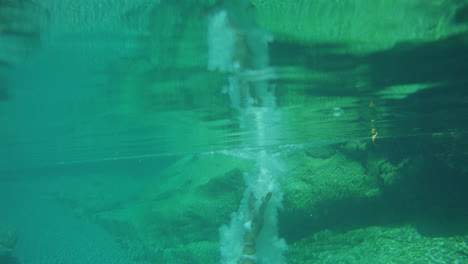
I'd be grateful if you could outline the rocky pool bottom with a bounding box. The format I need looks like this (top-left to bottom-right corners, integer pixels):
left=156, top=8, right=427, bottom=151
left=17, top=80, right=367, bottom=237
left=1, top=133, right=467, bottom=264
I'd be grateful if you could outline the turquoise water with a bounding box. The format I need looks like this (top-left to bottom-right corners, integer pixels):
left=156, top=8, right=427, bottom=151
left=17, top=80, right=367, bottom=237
left=1, top=1, right=468, bottom=264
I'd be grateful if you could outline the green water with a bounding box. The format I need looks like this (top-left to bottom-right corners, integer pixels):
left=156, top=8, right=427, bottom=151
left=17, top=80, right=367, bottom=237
left=1, top=1, right=467, bottom=264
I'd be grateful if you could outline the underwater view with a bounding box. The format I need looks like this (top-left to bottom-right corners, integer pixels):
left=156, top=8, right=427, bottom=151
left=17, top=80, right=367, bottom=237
left=1, top=0, right=468, bottom=263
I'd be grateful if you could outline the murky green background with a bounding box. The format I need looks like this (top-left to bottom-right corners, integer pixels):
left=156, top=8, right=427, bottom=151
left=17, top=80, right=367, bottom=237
left=0, top=1, right=467, bottom=264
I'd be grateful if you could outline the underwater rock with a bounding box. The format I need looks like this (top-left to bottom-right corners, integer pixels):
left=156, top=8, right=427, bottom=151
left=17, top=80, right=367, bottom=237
left=287, top=225, right=468, bottom=264
left=82, top=154, right=251, bottom=263
left=280, top=149, right=382, bottom=240
left=341, top=140, right=367, bottom=158
left=284, top=150, right=380, bottom=212
left=160, top=241, right=219, bottom=264
left=431, top=132, right=468, bottom=175
left=197, top=168, right=245, bottom=197
left=365, top=152, right=424, bottom=186
left=304, top=144, right=337, bottom=159
left=280, top=145, right=427, bottom=242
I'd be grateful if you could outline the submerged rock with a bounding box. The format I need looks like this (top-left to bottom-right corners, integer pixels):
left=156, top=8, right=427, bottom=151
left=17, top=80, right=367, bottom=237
left=72, top=153, right=252, bottom=263
left=283, top=149, right=380, bottom=214
left=280, top=141, right=428, bottom=242
left=288, top=225, right=468, bottom=264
